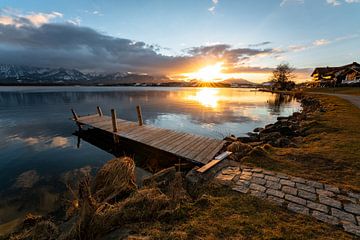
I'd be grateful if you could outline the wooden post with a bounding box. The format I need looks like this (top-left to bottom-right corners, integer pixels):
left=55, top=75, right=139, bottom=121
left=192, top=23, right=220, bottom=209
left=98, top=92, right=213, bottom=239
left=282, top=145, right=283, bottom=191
left=136, top=105, right=143, bottom=126
left=111, top=109, right=118, bottom=132
left=71, top=109, right=78, bottom=121
left=96, top=106, right=103, bottom=116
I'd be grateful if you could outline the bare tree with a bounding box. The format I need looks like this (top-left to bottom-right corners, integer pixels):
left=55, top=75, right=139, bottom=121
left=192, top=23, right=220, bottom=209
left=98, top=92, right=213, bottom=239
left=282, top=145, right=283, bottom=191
left=271, top=63, right=296, bottom=90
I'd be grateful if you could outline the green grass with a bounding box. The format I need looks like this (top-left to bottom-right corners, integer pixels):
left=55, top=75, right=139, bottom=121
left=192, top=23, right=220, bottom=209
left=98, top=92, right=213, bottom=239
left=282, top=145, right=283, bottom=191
left=304, top=87, right=360, bottom=96
left=130, top=185, right=353, bottom=239
left=243, top=93, right=360, bottom=191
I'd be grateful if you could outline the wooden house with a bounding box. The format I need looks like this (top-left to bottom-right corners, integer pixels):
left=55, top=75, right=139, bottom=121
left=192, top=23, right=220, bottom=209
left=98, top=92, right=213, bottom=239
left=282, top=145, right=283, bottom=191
left=311, top=62, right=360, bottom=87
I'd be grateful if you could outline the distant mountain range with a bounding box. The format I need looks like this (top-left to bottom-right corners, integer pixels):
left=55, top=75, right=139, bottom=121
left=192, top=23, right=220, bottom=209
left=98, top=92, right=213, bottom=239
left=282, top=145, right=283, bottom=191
left=0, top=64, right=256, bottom=86
left=0, top=64, right=171, bottom=85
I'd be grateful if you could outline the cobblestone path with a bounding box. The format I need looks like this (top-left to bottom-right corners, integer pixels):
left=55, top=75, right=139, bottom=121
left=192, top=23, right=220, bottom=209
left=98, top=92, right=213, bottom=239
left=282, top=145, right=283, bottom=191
left=215, top=166, right=360, bottom=237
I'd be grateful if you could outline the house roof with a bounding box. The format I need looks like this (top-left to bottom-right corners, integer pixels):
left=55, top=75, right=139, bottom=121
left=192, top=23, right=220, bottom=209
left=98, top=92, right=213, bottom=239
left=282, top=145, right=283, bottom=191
left=311, top=62, right=360, bottom=77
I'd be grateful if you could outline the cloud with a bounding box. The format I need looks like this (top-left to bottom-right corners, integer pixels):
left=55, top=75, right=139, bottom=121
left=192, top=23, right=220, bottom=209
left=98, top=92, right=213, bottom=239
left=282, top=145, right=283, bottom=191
left=0, top=17, right=280, bottom=75
left=280, top=0, right=304, bottom=7
left=312, top=39, right=330, bottom=46
left=326, top=0, right=341, bottom=6
left=248, top=41, right=271, bottom=47
left=208, top=0, right=219, bottom=14
left=0, top=8, right=63, bottom=27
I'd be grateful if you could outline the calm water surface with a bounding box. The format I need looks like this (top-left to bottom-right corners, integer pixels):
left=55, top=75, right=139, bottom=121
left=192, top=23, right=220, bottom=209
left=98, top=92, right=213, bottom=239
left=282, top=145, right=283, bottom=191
left=0, top=86, right=300, bottom=225
left=0, top=86, right=300, bottom=190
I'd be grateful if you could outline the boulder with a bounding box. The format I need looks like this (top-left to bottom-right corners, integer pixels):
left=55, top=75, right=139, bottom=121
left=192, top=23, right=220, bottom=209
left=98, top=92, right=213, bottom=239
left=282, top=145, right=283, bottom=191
left=259, top=131, right=282, bottom=142
left=273, top=137, right=295, bottom=147
left=253, top=127, right=264, bottom=133
left=143, top=166, right=176, bottom=189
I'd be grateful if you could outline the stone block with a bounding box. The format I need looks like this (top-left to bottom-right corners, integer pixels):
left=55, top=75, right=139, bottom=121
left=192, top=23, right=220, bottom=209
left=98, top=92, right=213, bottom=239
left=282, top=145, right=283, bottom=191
left=348, top=192, right=360, bottom=200
left=285, top=194, right=306, bottom=206
left=282, top=186, right=297, bottom=195
left=296, top=183, right=316, bottom=193
left=276, top=173, right=289, bottom=179
left=267, top=196, right=285, bottom=206
left=306, top=180, right=323, bottom=189
left=264, top=175, right=280, bottom=182
left=316, top=189, right=335, bottom=197
left=337, top=195, right=357, bottom=204
left=252, top=173, right=264, bottom=178
left=291, top=177, right=306, bottom=183
left=331, top=208, right=356, bottom=224
left=342, top=221, right=360, bottom=236
left=324, top=184, right=340, bottom=194
left=251, top=177, right=266, bottom=185
left=307, top=201, right=328, bottom=213
left=312, top=211, right=339, bottom=225
left=280, top=179, right=295, bottom=187
left=240, top=174, right=252, bottom=180
left=319, top=195, right=342, bottom=209
left=298, top=190, right=317, bottom=201
left=266, top=180, right=281, bottom=190
left=287, top=203, right=309, bottom=215
left=250, top=190, right=267, bottom=199
left=263, top=170, right=275, bottom=176
left=251, top=168, right=263, bottom=173
left=266, top=189, right=285, bottom=198
left=250, top=183, right=266, bottom=192
left=344, top=203, right=360, bottom=215
left=232, top=186, right=249, bottom=194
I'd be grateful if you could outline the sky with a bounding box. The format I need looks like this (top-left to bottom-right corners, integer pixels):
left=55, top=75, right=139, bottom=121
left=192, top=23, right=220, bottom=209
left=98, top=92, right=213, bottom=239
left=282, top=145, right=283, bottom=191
left=0, top=0, right=359, bottom=83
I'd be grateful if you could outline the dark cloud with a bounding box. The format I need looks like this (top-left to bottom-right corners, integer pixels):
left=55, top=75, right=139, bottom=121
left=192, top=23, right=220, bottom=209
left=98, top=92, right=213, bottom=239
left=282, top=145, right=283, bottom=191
left=0, top=21, right=279, bottom=75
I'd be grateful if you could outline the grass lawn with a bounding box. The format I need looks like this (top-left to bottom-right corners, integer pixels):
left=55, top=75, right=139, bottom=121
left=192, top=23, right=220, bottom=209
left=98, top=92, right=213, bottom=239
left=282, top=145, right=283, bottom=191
left=304, top=87, right=360, bottom=96
left=243, top=93, right=360, bottom=191
left=132, top=186, right=353, bottom=239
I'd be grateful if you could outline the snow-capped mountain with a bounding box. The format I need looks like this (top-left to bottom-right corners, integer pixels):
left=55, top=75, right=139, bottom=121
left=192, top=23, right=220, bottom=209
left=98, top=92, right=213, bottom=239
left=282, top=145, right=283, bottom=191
left=0, top=64, right=171, bottom=85
left=0, top=64, right=89, bottom=83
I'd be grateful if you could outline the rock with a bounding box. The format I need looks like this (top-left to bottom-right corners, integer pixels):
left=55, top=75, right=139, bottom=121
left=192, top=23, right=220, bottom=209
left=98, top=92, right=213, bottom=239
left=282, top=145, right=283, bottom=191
left=342, top=221, right=360, bottom=236
left=282, top=186, right=297, bottom=195
left=278, top=126, right=296, bottom=136
left=259, top=132, right=282, bottom=142
left=236, top=137, right=253, bottom=143
left=277, top=116, right=289, bottom=121
left=224, top=135, right=237, bottom=142
left=227, top=141, right=252, bottom=160
left=287, top=203, right=309, bottom=215
left=273, top=137, right=294, bottom=147
left=253, top=127, right=264, bottom=133
left=298, top=190, right=317, bottom=201
left=280, top=179, right=295, bottom=187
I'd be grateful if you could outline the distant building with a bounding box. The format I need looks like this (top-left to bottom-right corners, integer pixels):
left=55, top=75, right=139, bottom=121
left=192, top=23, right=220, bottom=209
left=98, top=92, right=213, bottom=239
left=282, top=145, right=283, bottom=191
left=311, top=62, right=360, bottom=87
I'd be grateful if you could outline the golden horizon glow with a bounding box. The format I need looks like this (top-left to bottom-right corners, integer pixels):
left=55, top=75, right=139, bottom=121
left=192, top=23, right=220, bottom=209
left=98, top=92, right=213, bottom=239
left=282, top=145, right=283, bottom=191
left=182, top=62, right=225, bottom=82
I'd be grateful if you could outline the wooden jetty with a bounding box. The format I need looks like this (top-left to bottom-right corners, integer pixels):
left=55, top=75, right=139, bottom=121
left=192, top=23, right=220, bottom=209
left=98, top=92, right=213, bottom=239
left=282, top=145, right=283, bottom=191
left=72, top=106, right=227, bottom=166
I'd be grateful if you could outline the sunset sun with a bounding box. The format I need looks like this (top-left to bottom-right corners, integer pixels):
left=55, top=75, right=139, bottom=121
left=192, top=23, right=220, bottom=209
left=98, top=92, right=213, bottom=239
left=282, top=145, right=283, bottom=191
left=183, top=62, right=225, bottom=82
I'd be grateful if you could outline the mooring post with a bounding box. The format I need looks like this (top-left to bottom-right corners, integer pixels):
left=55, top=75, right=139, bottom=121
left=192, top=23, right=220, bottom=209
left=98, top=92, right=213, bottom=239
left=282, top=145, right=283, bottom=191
left=96, top=106, right=103, bottom=116
left=111, top=109, right=118, bottom=132
left=71, top=109, right=78, bottom=121
left=136, top=105, right=143, bottom=126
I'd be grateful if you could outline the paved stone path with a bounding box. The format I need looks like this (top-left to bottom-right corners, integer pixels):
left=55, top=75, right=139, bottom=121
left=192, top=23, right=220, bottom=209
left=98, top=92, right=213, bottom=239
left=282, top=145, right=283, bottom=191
left=310, top=92, right=360, bottom=109
left=215, top=166, right=360, bottom=237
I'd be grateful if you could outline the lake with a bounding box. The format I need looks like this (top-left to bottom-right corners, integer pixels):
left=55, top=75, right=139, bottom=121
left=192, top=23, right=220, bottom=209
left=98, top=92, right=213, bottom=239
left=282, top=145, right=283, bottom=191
left=0, top=86, right=300, bottom=226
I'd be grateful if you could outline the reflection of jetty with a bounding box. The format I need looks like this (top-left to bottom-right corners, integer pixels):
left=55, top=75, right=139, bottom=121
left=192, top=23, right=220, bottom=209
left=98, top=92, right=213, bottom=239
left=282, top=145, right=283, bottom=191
left=71, top=106, right=226, bottom=166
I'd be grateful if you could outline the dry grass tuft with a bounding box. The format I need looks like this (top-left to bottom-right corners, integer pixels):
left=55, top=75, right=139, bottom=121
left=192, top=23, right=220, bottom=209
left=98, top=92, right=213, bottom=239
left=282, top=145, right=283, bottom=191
left=93, top=156, right=137, bottom=202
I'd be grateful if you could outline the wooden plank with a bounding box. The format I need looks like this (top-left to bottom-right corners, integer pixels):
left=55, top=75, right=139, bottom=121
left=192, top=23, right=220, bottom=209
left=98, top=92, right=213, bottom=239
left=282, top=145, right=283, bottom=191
left=137, top=128, right=172, bottom=143
left=196, top=159, right=221, bottom=173
left=145, top=129, right=176, bottom=145
left=175, top=135, right=205, bottom=157
left=166, top=133, right=192, bottom=152
left=149, top=130, right=184, bottom=148
left=161, top=132, right=190, bottom=152
left=173, top=135, right=202, bottom=155
left=203, top=141, right=226, bottom=164
left=169, top=134, right=199, bottom=154
left=215, top=151, right=232, bottom=160
left=77, top=113, right=98, bottom=121
left=193, top=140, right=222, bottom=164
left=181, top=138, right=216, bottom=160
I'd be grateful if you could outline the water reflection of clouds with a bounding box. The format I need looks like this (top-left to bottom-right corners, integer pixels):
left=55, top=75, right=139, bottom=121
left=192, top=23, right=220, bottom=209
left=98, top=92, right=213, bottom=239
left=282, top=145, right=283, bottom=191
left=9, top=135, right=70, bottom=150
